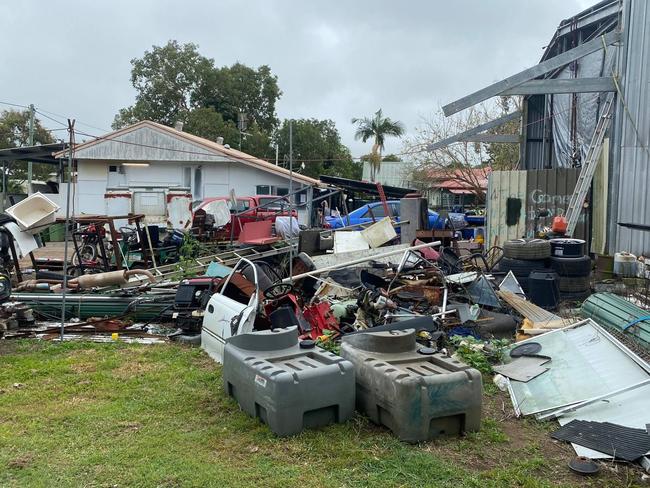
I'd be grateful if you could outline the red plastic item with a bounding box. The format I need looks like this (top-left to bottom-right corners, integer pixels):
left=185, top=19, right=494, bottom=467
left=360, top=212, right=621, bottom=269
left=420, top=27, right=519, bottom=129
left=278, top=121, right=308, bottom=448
left=302, top=301, right=340, bottom=340
left=551, top=216, right=568, bottom=234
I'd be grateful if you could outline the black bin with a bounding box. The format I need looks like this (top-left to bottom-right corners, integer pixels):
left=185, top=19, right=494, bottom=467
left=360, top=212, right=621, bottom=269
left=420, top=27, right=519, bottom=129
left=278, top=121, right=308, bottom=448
left=528, top=270, right=560, bottom=310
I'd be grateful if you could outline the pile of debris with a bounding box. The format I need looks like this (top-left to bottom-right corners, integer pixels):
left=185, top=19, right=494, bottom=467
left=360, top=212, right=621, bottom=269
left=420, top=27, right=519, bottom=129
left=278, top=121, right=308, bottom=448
left=1, top=190, right=649, bottom=477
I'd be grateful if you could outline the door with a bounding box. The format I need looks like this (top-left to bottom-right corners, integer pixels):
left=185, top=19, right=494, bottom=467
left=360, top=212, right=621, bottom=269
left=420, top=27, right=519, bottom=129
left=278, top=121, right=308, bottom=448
left=201, top=258, right=259, bottom=363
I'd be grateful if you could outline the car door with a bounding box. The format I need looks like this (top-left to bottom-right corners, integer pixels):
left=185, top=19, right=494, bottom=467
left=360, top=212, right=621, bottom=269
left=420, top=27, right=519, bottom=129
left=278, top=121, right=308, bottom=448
left=201, top=258, right=259, bottom=364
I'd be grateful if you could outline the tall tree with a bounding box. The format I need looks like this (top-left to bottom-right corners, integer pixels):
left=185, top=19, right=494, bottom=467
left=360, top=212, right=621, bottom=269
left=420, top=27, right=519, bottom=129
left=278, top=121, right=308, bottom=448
left=352, top=109, right=405, bottom=181
left=0, top=109, right=55, bottom=192
left=276, top=119, right=360, bottom=179
left=113, top=41, right=215, bottom=129
left=402, top=97, right=520, bottom=204
left=195, top=63, right=281, bottom=135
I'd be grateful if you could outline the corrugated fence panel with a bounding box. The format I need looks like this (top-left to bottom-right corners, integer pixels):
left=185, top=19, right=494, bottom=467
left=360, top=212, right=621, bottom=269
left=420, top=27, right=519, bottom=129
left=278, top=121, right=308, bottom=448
left=615, top=0, right=650, bottom=256
left=487, top=171, right=527, bottom=247
left=525, top=168, right=587, bottom=239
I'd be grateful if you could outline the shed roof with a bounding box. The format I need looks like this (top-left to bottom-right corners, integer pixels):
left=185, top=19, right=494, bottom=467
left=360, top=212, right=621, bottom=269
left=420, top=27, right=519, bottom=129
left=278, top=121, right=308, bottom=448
left=56, top=120, right=320, bottom=186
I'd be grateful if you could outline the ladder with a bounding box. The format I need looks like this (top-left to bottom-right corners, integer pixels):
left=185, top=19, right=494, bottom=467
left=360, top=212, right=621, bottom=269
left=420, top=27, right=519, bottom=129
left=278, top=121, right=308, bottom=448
left=565, top=94, right=615, bottom=236
left=375, top=182, right=392, bottom=217
left=153, top=240, right=297, bottom=280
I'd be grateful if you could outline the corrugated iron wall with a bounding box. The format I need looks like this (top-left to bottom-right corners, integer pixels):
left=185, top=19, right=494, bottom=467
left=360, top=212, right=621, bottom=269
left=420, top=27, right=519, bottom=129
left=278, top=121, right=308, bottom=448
left=525, top=168, right=587, bottom=240
left=613, top=0, right=650, bottom=256
left=486, top=171, right=527, bottom=247
left=487, top=168, right=588, bottom=247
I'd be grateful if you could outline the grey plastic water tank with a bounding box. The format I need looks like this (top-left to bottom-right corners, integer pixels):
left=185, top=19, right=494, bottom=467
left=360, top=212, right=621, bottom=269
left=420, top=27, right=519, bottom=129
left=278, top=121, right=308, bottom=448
left=341, top=329, right=482, bottom=442
left=223, top=326, right=355, bottom=436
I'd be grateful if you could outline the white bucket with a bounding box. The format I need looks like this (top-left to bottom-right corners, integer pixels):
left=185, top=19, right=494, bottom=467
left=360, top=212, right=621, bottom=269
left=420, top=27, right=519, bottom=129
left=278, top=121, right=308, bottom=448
left=613, top=252, right=639, bottom=277
left=5, top=192, right=60, bottom=234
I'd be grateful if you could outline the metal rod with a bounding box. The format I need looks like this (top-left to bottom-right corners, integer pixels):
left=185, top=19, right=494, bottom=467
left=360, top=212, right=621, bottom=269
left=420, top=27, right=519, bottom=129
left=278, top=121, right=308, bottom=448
left=283, top=240, right=442, bottom=283
left=60, top=119, right=75, bottom=341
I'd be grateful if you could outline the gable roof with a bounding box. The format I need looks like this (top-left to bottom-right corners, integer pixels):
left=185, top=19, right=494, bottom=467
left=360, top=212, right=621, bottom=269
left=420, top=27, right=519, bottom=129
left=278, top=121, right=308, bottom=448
left=56, top=120, right=320, bottom=186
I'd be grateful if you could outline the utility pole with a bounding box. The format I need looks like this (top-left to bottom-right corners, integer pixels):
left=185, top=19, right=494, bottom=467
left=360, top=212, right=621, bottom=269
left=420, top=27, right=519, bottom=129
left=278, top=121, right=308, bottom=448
left=60, top=119, right=75, bottom=341
left=288, top=120, right=293, bottom=282
left=27, top=104, right=35, bottom=194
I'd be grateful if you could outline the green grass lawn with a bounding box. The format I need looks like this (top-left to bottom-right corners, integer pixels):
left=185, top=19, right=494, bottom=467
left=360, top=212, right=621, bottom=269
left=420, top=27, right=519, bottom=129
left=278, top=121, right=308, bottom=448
left=0, top=340, right=641, bottom=487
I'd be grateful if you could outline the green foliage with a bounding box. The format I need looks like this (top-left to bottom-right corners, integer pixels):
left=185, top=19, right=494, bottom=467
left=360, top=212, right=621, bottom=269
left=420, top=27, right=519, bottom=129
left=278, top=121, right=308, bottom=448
left=275, top=118, right=361, bottom=179
left=172, top=234, right=208, bottom=279
left=197, top=63, right=281, bottom=135
left=315, top=329, right=340, bottom=355
left=0, top=109, right=56, bottom=192
left=113, top=40, right=215, bottom=129
left=112, top=41, right=282, bottom=161
left=352, top=109, right=404, bottom=181
left=449, top=336, right=510, bottom=374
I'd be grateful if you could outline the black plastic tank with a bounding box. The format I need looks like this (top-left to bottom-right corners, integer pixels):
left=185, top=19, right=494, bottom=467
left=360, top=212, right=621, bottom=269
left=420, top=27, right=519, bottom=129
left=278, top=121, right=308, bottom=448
left=528, top=270, right=560, bottom=310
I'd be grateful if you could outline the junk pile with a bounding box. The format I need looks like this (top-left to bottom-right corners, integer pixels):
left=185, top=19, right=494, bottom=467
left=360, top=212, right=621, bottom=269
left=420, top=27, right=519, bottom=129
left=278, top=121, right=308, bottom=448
left=2, top=188, right=650, bottom=471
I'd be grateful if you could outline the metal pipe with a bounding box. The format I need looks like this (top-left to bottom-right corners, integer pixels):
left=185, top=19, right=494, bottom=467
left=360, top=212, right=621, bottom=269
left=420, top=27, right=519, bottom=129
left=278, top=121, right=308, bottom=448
left=283, top=240, right=442, bottom=283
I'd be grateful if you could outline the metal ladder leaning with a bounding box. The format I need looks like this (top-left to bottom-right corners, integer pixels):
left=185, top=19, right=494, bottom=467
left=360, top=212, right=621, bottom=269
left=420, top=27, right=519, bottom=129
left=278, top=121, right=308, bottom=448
left=375, top=182, right=392, bottom=217
left=565, top=93, right=615, bottom=236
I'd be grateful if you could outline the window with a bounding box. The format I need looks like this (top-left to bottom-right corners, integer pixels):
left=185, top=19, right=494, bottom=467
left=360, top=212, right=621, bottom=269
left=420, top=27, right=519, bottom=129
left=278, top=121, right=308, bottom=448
left=193, top=167, right=203, bottom=200
left=390, top=203, right=400, bottom=217
left=256, top=185, right=271, bottom=195
left=276, top=187, right=288, bottom=196
left=258, top=196, right=287, bottom=211
left=183, top=167, right=192, bottom=188
left=363, top=204, right=385, bottom=218
left=226, top=199, right=251, bottom=213
left=109, top=165, right=118, bottom=172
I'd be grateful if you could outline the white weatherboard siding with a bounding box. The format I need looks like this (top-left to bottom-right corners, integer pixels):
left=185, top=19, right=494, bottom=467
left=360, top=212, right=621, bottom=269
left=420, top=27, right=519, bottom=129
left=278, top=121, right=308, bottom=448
left=68, top=121, right=316, bottom=222
left=76, top=159, right=307, bottom=217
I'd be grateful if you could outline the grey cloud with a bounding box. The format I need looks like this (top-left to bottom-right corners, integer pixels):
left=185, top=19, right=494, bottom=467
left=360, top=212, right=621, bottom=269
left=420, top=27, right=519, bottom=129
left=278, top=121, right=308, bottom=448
left=0, top=0, right=591, bottom=155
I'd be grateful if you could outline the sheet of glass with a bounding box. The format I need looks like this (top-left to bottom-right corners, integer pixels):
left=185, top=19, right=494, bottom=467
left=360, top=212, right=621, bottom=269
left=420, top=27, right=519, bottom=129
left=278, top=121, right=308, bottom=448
left=509, top=320, right=650, bottom=416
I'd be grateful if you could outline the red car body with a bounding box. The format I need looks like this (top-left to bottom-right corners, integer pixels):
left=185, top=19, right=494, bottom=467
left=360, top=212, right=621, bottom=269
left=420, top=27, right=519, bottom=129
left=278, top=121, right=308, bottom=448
left=195, top=195, right=297, bottom=239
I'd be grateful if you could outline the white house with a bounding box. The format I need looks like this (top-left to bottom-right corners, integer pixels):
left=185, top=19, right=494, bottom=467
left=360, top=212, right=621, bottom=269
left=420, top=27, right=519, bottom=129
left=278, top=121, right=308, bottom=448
left=54, top=120, right=318, bottom=227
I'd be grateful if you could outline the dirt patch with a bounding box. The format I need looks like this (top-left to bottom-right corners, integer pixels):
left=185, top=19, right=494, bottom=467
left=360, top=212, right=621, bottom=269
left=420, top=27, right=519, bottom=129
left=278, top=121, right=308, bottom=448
left=112, top=359, right=161, bottom=379
left=423, top=390, right=642, bottom=486
left=7, top=453, right=34, bottom=469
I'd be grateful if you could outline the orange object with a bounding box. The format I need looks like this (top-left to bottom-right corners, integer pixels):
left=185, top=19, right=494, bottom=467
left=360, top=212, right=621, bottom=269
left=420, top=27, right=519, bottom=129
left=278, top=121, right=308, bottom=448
left=552, top=216, right=568, bottom=234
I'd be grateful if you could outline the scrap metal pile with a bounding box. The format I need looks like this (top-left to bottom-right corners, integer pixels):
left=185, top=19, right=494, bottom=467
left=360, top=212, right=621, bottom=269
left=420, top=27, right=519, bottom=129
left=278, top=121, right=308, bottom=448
left=1, top=192, right=649, bottom=474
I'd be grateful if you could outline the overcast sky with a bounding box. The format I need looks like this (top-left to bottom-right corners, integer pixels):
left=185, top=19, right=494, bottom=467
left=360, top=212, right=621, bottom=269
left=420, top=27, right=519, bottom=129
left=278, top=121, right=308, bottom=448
left=0, top=0, right=596, bottom=157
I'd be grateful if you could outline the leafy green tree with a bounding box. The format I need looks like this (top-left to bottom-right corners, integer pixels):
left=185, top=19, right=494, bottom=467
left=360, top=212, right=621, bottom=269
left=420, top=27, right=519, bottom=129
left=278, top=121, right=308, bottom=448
left=196, top=63, right=281, bottom=135
left=352, top=109, right=405, bottom=181
left=0, top=109, right=55, bottom=192
left=113, top=41, right=215, bottom=129
left=382, top=153, right=403, bottom=162
left=113, top=41, right=282, bottom=162
left=275, top=119, right=360, bottom=179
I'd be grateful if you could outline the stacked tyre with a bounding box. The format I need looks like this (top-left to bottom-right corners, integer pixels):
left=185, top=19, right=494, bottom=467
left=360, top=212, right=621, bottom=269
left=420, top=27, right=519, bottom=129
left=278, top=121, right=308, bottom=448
left=548, top=239, right=592, bottom=300
left=496, top=239, right=551, bottom=292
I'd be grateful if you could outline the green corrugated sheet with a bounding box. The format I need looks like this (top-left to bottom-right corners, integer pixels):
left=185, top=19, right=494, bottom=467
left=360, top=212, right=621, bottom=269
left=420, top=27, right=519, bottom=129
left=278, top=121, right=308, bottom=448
left=581, top=292, right=650, bottom=351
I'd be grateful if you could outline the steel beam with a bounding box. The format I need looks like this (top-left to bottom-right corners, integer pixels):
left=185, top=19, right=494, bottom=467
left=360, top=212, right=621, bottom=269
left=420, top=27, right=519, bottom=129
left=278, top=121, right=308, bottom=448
left=459, top=134, right=520, bottom=144
left=501, top=77, right=615, bottom=95
left=427, top=111, right=521, bottom=151
left=442, top=31, right=620, bottom=116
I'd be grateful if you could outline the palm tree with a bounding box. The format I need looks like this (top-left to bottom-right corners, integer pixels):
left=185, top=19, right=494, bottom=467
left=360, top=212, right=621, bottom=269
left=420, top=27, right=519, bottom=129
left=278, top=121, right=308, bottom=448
left=352, top=109, right=405, bottom=181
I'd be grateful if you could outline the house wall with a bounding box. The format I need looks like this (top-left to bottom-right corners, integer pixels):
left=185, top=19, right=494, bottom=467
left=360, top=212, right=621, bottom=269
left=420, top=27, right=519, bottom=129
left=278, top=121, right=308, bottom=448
left=75, top=159, right=306, bottom=222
